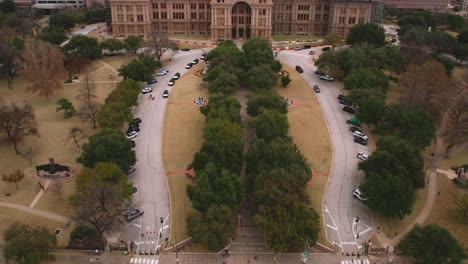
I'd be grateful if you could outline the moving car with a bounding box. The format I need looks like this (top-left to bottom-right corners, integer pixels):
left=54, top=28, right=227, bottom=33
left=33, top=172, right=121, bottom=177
left=295, top=65, right=304, bottom=73
left=303, top=45, right=311, bottom=49
left=357, top=152, right=369, bottom=161
left=192, top=59, right=199, bottom=65
left=126, top=131, right=138, bottom=139
left=131, top=118, right=142, bottom=124
left=309, top=50, right=316, bottom=55
left=157, top=69, right=169, bottom=76
left=125, top=209, right=144, bottom=221
left=354, top=136, right=368, bottom=145
left=181, top=48, right=190, bottom=51
left=147, top=78, right=157, bottom=85
left=343, top=106, right=355, bottom=114
left=353, top=188, right=368, bottom=201
left=168, top=78, right=176, bottom=86
left=320, top=75, right=334, bottom=81
left=353, top=131, right=368, bottom=140
left=349, top=126, right=363, bottom=133
left=173, top=72, right=181, bottom=80
left=141, top=87, right=153, bottom=94
left=313, top=85, right=320, bottom=93
left=185, top=62, right=193, bottom=69
left=162, top=90, right=169, bottom=98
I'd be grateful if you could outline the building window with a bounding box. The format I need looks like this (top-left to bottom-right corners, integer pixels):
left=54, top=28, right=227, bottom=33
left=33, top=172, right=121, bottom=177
left=199, top=3, right=204, bottom=9
left=191, top=3, right=196, bottom=9
left=116, top=5, right=122, bottom=11
left=348, top=17, right=356, bottom=24
left=358, top=17, right=365, bottom=23
left=323, top=14, right=328, bottom=21
left=126, top=15, right=134, bottom=22
left=217, top=17, right=225, bottom=25
left=161, top=12, right=167, bottom=19
left=191, top=12, right=196, bottom=19
left=137, top=14, right=143, bottom=21
left=316, top=5, right=322, bottom=11
left=161, top=3, right=166, bottom=9
left=136, top=5, right=142, bottom=12
left=259, top=9, right=266, bottom=15
left=153, top=3, right=157, bottom=9
left=216, top=9, right=224, bottom=15
left=315, top=14, right=321, bottom=20
left=199, top=12, right=205, bottom=19
left=339, top=16, right=345, bottom=24
left=126, top=5, right=133, bottom=12
left=173, top=12, right=185, bottom=19
left=153, top=12, right=158, bottom=19
left=117, top=14, right=123, bottom=21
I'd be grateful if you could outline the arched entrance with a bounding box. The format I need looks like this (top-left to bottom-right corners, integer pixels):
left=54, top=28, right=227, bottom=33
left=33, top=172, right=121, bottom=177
left=231, top=2, right=251, bottom=39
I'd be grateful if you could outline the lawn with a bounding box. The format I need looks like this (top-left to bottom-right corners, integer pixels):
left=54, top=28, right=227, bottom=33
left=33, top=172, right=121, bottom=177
left=161, top=63, right=208, bottom=244
left=272, top=35, right=323, bottom=42
left=0, top=59, right=119, bottom=243
left=275, top=64, right=332, bottom=244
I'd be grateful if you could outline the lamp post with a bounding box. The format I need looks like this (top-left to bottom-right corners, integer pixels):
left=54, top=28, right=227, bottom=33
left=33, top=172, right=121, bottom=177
left=175, top=234, right=179, bottom=264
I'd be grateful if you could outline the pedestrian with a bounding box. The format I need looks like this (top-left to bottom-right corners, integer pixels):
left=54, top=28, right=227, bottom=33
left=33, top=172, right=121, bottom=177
left=42, top=185, right=45, bottom=191
left=149, top=94, right=152, bottom=99
left=109, top=245, right=112, bottom=252
left=152, top=96, right=155, bottom=101
left=38, top=182, right=42, bottom=190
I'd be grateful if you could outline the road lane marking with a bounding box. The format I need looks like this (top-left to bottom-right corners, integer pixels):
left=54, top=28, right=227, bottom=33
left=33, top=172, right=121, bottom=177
left=326, top=224, right=337, bottom=230
left=341, top=242, right=358, bottom=245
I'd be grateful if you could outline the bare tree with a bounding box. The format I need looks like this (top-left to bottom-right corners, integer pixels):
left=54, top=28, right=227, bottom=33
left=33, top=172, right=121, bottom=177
left=22, top=41, right=67, bottom=99
left=443, top=81, right=468, bottom=154
left=65, top=126, right=88, bottom=148
left=0, top=27, right=23, bottom=89
left=76, top=72, right=101, bottom=129
left=2, top=169, right=26, bottom=190
left=148, top=33, right=178, bottom=61
left=64, top=54, right=90, bottom=80
left=0, top=102, right=38, bottom=154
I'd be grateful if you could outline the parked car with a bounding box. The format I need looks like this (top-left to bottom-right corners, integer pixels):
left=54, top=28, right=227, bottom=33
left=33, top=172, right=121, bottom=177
left=342, top=106, right=355, bottom=114
left=173, top=72, right=181, bottom=80
left=353, top=188, right=368, bottom=201
left=294, top=46, right=303, bottom=51
left=157, top=69, right=169, bottom=76
left=295, top=65, right=304, bottom=73
left=339, top=98, right=353, bottom=106
left=347, top=117, right=362, bottom=127
left=192, top=59, right=199, bottom=64
left=354, top=136, right=368, bottom=145
left=162, top=90, right=169, bottom=98
left=185, top=62, right=193, bottom=69
left=322, top=46, right=331, bottom=51
left=309, top=50, right=316, bottom=55
left=128, top=165, right=136, bottom=173
left=141, top=87, right=153, bottom=94
left=129, top=140, right=136, bottom=149
left=303, top=45, right=311, bottom=49
left=168, top=78, right=176, bottom=86
left=357, top=152, right=369, bottom=161
left=126, top=131, right=138, bottom=139
left=349, top=126, right=363, bottom=133
left=127, top=126, right=140, bottom=133
left=200, top=54, right=206, bottom=60
left=131, top=118, right=142, bottom=124
left=320, top=75, right=334, bottom=81
left=313, top=85, right=320, bottom=93
left=125, top=209, right=144, bottom=221
left=181, top=48, right=190, bottom=51
left=353, top=131, right=368, bottom=140
left=147, top=78, right=157, bottom=85
left=337, top=94, right=345, bottom=100
left=315, top=70, right=325, bottom=75
left=131, top=185, right=138, bottom=194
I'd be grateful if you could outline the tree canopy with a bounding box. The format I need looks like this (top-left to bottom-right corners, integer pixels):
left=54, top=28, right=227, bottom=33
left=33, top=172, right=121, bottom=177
left=346, top=23, right=386, bottom=47
left=123, top=35, right=143, bottom=53
left=100, top=38, right=124, bottom=55
left=63, top=35, right=102, bottom=60
left=118, top=54, right=160, bottom=82
left=251, top=109, right=289, bottom=142
left=200, top=95, right=242, bottom=124
left=344, top=68, right=389, bottom=93
left=39, top=26, right=67, bottom=45
left=246, top=90, right=287, bottom=116
left=246, top=64, right=278, bottom=90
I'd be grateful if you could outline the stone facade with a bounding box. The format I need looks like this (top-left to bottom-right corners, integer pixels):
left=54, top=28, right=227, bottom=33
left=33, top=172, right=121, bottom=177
left=382, top=0, right=448, bottom=10
left=109, top=0, right=373, bottom=39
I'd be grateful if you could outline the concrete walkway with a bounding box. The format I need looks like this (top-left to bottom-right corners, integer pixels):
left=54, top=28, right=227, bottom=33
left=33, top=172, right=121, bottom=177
left=0, top=200, right=69, bottom=223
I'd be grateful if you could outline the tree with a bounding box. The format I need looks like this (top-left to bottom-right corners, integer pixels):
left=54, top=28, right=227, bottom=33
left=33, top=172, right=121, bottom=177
left=200, top=95, right=242, bottom=124
left=22, top=41, right=66, bottom=99
left=457, top=29, right=468, bottom=44
left=0, top=102, right=38, bottom=154
left=323, top=31, right=341, bottom=48
left=76, top=129, right=136, bottom=173
left=454, top=193, right=468, bottom=219
left=100, top=38, right=124, bottom=55
left=187, top=162, right=244, bottom=212
left=187, top=205, right=236, bottom=250
left=76, top=72, right=100, bottom=128
left=251, top=109, right=289, bottom=142
left=344, top=68, right=389, bottom=93
left=346, top=23, right=385, bottom=47
left=65, top=126, right=87, bottom=148
left=0, top=26, right=24, bottom=89
left=446, top=13, right=464, bottom=31
left=70, top=162, right=133, bottom=237
left=105, top=80, right=140, bottom=108
left=97, top=102, right=132, bottom=129
left=0, top=0, right=15, bottom=13
left=2, top=169, right=25, bottom=190
left=118, top=54, right=160, bottom=82
left=443, top=85, right=468, bottom=154
left=356, top=96, right=385, bottom=126
left=246, top=90, right=287, bottom=116
left=453, top=44, right=468, bottom=63
left=453, top=5, right=462, bottom=12
left=39, top=26, right=67, bottom=45
left=56, top=98, right=75, bottom=118
left=148, top=33, right=178, bottom=61
left=3, top=223, right=57, bottom=264
left=207, top=71, right=239, bottom=95
left=63, top=35, right=102, bottom=60
left=360, top=170, right=415, bottom=219
left=246, top=64, right=277, bottom=90
left=123, top=35, right=143, bottom=54
left=48, top=14, right=75, bottom=30
left=399, top=224, right=465, bottom=264
left=281, top=76, right=291, bottom=87
left=64, top=53, right=90, bottom=80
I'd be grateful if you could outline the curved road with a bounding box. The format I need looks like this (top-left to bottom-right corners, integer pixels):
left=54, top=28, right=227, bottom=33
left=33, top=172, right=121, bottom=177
left=122, top=49, right=205, bottom=255
left=278, top=48, right=372, bottom=253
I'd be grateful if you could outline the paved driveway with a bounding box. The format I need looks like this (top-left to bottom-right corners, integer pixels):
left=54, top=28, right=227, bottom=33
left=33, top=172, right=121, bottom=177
left=278, top=48, right=372, bottom=253
left=121, top=49, right=205, bottom=255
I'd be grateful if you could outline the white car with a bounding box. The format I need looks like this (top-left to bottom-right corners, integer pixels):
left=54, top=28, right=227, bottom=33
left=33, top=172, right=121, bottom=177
left=157, top=69, right=169, bottom=76
left=309, top=50, right=316, bottom=55
left=357, top=152, right=369, bottom=161
left=162, top=89, right=169, bottom=98
left=128, top=166, right=136, bottom=173
left=126, top=131, right=138, bottom=139
left=320, top=75, right=334, bottom=81
left=168, top=79, right=175, bottom=86
left=141, top=87, right=153, bottom=94
left=353, top=188, right=368, bottom=201
left=294, top=46, right=303, bottom=51
left=353, top=131, right=368, bottom=140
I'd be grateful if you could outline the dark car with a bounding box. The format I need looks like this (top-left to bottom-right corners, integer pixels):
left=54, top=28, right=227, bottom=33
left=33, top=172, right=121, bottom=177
left=192, top=58, right=199, bottom=64
left=295, top=65, right=304, bottom=73
left=127, top=126, right=140, bottom=133
left=343, top=106, right=355, bottom=114
left=313, top=85, right=320, bottom=93
left=337, top=94, right=345, bottom=100
left=131, top=118, right=142, bottom=124
left=185, top=62, right=193, bottom=69
left=181, top=48, right=190, bottom=51
left=315, top=70, right=325, bottom=75
left=125, top=209, right=144, bottom=221
left=173, top=72, right=181, bottom=80
left=302, top=45, right=311, bottom=49
left=354, top=136, right=368, bottom=146
left=350, top=126, right=363, bottom=133
left=322, top=46, right=331, bottom=51
left=147, top=78, right=157, bottom=85
left=339, top=98, right=353, bottom=106
left=131, top=185, right=138, bottom=194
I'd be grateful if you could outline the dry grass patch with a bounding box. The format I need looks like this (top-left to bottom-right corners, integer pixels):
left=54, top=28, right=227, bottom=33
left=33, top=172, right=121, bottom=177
left=162, top=63, right=208, bottom=243
left=426, top=174, right=467, bottom=245
left=0, top=207, right=72, bottom=246
left=275, top=64, right=332, bottom=244
left=99, top=55, right=137, bottom=72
